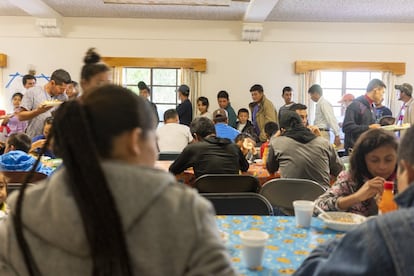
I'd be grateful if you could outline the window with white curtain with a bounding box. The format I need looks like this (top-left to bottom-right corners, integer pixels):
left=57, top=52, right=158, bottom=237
left=122, top=67, right=181, bottom=122
left=320, top=71, right=382, bottom=120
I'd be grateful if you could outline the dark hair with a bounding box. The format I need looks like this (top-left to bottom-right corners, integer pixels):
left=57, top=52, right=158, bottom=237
left=7, top=133, right=31, bottom=153
left=237, top=108, right=249, bottom=116
left=190, top=117, right=216, bottom=139
left=282, top=86, right=292, bottom=95
left=250, top=84, right=263, bottom=93
left=12, top=92, right=23, bottom=101
left=138, top=81, right=150, bottom=92
left=217, top=90, right=229, bottom=100
left=15, top=85, right=155, bottom=275
left=43, top=116, right=54, bottom=126
left=50, top=69, right=72, bottom=85
left=279, top=111, right=303, bottom=130
left=163, top=109, right=178, bottom=121
left=197, top=96, right=209, bottom=108
left=366, top=78, right=386, bottom=92
left=289, top=103, right=307, bottom=112
left=308, top=84, right=323, bottom=96
left=264, top=122, right=279, bottom=138
left=235, top=132, right=254, bottom=144
left=350, top=129, right=398, bottom=186
left=81, top=48, right=110, bottom=82
left=399, top=126, right=414, bottom=164
left=22, top=74, right=36, bottom=86
left=71, top=81, right=79, bottom=87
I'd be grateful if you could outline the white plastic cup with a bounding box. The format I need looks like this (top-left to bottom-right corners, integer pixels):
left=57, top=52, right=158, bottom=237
left=293, top=200, right=314, bottom=228
left=239, top=230, right=269, bottom=269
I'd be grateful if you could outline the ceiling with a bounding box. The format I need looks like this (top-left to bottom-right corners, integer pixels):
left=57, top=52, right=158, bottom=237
left=2, top=0, right=414, bottom=23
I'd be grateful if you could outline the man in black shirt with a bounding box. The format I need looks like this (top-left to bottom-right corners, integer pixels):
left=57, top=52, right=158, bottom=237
left=169, top=117, right=249, bottom=178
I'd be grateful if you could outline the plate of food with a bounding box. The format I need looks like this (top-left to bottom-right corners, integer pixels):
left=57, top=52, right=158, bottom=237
left=42, top=100, right=63, bottom=107
left=381, top=123, right=410, bottom=131
left=318, top=212, right=366, bottom=232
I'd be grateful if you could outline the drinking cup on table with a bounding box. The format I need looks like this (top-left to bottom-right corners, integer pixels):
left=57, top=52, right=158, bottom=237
left=293, top=200, right=314, bottom=228
left=239, top=230, right=269, bottom=269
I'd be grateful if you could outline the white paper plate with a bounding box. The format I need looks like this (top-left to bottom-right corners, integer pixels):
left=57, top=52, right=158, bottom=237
left=319, top=212, right=366, bottom=232
left=42, top=101, right=63, bottom=107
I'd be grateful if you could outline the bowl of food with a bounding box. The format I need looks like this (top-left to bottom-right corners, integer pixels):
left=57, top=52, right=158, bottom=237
left=318, top=212, right=366, bottom=232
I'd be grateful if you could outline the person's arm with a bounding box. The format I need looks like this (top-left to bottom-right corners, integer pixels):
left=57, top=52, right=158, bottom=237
left=294, top=220, right=392, bottom=276
left=328, top=144, right=343, bottom=177
left=185, top=196, right=237, bottom=276
left=17, top=105, right=52, bottom=121
left=169, top=146, right=193, bottom=175
left=237, top=147, right=249, bottom=172
left=227, top=106, right=237, bottom=128
left=337, top=177, right=384, bottom=210
left=265, top=145, right=279, bottom=174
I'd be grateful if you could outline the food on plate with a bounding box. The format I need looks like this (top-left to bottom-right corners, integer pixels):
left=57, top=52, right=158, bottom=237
left=42, top=100, right=63, bottom=107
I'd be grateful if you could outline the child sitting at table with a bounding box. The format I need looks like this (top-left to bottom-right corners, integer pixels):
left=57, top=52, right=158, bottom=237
left=0, top=133, right=53, bottom=175
left=235, top=133, right=258, bottom=162
left=235, top=108, right=258, bottom=142
left=260, top=121, right=279, bottom=159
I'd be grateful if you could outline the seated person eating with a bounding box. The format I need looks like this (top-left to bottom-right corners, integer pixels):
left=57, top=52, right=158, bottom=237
left=315, top=128, right=397, bottom=216
left=169, top=117, right=249, bottom=178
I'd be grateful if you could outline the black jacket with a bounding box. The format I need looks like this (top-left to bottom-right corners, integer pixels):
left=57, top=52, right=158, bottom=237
left=342, top=95, right=376, bottom=151
left=169, top=136, right=249, bottom=178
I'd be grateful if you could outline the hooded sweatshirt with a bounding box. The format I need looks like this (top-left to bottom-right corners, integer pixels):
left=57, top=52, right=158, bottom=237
left=169, top=136, right=249, bottom=178
left=0, top=161, right=236, bottom=276
left=0, top=150, right=52, bottom=175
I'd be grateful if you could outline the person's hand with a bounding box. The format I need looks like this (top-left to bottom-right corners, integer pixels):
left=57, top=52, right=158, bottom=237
left=354, top=176, right=385, bottom=202
left=369, top=123, right=381, bottom=129
left=308, top=125, right=321, bottom=136
left=334, top=135, right=341, bottom=147
left=29, top=139, right=46, bottom=155
left=36, top=104, right=53, bottom=114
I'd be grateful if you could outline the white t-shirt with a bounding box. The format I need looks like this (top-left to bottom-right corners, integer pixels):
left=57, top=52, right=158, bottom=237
left=156, top=123, right=193, bottom=152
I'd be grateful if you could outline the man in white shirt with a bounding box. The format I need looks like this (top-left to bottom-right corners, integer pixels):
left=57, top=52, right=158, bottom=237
left=396, top=83, right=414, bottom=138
left=308, top=84, right=341, bottom=147
left=156, top=109, right=193, bottom=152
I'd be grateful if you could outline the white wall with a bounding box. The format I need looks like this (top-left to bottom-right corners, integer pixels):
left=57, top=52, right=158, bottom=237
left=1, top=16, right=414, bottom=114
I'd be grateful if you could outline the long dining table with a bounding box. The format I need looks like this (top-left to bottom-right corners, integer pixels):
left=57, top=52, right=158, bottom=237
left=155, top=160, right=280, bottom=186
left=216, top=215, right=344, bottom=275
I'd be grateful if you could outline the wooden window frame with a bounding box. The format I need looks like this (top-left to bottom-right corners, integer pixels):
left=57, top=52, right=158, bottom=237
left=295, top=61, right=405, bottom=75
left=102, top=57, right=206, bottom=72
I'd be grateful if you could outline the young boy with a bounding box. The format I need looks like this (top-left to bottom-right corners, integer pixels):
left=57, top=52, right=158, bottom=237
left=260, top=121, right=279, bottom=159
left=235, top=108, right=258, bottom=142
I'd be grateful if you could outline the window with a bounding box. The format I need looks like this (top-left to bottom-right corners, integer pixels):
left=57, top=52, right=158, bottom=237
left=320, top=71, right=382, bottom=119
left=123, top=67, right=181, bottom=122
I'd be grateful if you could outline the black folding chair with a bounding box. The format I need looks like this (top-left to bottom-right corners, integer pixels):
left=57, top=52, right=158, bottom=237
left=194, top=174, right=260, bottom=193
left=201, top=192, right=274, bottom=216
left=158, top=151, right=181, bottom=161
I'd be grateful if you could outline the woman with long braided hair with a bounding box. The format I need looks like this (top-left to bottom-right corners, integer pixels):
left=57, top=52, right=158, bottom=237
left=0, top=85, right=235, bottom=276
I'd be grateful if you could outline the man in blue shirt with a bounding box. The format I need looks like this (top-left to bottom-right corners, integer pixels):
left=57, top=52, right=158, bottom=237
left=212, top=108, right=240, bottom=142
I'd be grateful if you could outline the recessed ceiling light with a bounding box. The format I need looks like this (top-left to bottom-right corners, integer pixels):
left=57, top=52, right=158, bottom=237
left=103, top=0, right=231, bottom=6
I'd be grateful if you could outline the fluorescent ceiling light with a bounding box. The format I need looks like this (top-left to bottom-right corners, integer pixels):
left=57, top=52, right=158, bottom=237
left=103, top=0, right=231, bottom=6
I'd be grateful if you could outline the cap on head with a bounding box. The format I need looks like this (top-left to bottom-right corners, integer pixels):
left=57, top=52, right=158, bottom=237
left=178, top=84, right=190, bottom=96
left=213, top=108, right=228, bottom=122
left=395, top=83, right=413, bottom=97
left=338, top=93, right=355, bottom=103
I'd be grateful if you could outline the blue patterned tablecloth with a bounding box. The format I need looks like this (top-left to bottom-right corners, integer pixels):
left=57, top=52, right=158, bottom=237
left=216, top=216, right=344, bottom=276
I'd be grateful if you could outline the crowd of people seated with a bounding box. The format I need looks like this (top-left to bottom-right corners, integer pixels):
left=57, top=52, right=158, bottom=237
left=0, top=47, right=413, bottom=275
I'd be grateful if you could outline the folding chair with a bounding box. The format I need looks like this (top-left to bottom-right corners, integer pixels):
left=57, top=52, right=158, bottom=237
left=194, top=174, right=260, bottom=193
left=260, top=178, right=327, bottom=216
left=201, top=192, right=274, bottom=216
